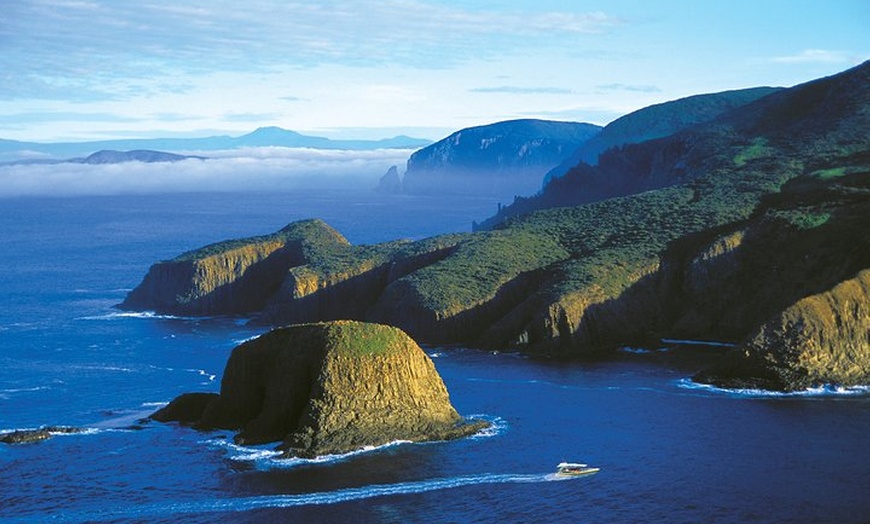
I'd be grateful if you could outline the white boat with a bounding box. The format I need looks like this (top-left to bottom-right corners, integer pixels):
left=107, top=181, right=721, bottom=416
left=555, top=461, right=600, bottom=477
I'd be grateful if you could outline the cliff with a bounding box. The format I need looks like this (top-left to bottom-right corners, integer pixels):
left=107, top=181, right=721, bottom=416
left=151, top=321, right=486, bottom=457
left=119, top=219, right=351, bottom=315
left=695, top=270, right=870, bottom=390
left=401, top=119, right=601, bottom=199
left=127, top=62, right=870, bottom=391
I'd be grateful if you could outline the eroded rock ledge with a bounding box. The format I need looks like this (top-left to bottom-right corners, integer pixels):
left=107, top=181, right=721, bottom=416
left=151, top=321, right=487, bottom=457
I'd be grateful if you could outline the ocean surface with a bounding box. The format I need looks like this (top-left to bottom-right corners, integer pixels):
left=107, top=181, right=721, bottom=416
left=1, top=190, right=869, bottom=523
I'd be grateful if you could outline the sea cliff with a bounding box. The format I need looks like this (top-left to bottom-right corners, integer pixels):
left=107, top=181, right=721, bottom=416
left=695, top=270, right=870, bottom=391
left=152, top=321, right=486, bottom=457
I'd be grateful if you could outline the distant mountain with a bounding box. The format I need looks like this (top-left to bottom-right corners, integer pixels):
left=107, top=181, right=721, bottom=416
left=0, top=127, right=431, bottom=163
left=0, top=149, right=206, bottom=166
left=541, top=87, right=782, bottom=186
left=399, top=119, right=601, bottom=199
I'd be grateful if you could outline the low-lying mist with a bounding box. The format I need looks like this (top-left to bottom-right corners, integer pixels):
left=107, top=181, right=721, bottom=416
left=0, top=147, right=413, bottom=197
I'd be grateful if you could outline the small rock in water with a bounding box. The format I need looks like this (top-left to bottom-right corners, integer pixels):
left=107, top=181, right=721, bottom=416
left=1, top=429, right=52, bottom=444
left=0, top=426, right=86, bottom=445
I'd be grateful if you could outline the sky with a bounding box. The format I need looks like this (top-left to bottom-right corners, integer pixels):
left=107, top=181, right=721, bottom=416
left=1, top=0, right=868, bottom=143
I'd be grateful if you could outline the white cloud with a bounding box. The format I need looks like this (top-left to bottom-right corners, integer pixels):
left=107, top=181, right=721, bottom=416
left=770, top=49, right=852, bottom=64
left=0, top=147, right=412, bottom=196
left=0, top=1, right=621, bottom=101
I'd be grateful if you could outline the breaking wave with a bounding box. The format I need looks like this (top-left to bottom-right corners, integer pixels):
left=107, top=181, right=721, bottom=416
left=76, top=310, right=187, bottom=321
left=676, top=378, right=870, bottom=398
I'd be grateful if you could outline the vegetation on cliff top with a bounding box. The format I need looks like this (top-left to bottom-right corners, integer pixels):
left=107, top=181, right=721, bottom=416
left=172, top=218, right=348, bottom=262
left=151, top=320, right=487, bottom=456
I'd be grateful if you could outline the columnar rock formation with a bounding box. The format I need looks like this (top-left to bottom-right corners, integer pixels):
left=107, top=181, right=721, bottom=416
left=152, top=321, right=486, bottom=457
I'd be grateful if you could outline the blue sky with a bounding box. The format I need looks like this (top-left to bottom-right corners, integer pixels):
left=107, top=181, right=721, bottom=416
left=1, top=0, right=867, bottom=142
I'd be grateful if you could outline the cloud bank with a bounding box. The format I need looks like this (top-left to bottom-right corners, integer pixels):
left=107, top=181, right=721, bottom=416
left=0, top=148, right=411, bottom=197
left=1, top=1, right=621, bottom=102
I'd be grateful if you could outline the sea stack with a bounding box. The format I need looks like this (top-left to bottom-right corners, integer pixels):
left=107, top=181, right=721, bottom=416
left=152, top=321, right=487, bottom=457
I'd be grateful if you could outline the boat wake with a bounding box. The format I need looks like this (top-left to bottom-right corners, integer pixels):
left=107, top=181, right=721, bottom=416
left=24, top=472, right=563, bottom=523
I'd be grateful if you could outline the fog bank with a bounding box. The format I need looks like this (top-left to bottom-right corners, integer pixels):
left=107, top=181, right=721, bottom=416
left=0, top=147, right=412, bottom=197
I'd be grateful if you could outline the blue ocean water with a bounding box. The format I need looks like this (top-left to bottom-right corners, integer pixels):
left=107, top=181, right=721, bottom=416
left=1, top=191, right=869, bottom=523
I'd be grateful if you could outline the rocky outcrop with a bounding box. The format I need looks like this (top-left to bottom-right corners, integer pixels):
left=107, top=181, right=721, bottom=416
left=695, top=270, right=870, bottom=390
left=151, top=321, right=486, bottom=457
left=375, top=165, right=402, bottom=193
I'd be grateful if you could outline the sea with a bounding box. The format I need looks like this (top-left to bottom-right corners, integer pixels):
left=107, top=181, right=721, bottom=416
left=1, top=188, right=869, bottom=523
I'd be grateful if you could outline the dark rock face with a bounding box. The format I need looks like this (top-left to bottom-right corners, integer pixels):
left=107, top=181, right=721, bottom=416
left=1, top=430, right=52, bottom=444
left=151, top=321, right=486, bottom=457
left=150, top=393, right=220, bottom=423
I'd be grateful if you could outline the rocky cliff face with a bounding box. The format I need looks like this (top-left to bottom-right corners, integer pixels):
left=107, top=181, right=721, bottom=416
left=119, top=219, right=351, bottom=315
left=151, top=321, right=486, bottom=457
left=695, top=270, right=870, bottom=390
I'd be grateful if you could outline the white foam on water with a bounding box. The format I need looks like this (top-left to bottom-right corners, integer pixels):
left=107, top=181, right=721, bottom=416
left=0, top=386, right=50, bottom=395
left=467, top=414, right=507, bottom=440
left=206, top=437, right=415, bottom=470
left=232, top=334, right=262, bottom=345
left=34, top=471, right=559, bottom=523
left=618, top=346, right=669, bottom=354
left=661, top=338, right=737, bottom=347
left=676, top=378, right=870, bottom=398
left=141, top=401, right=169, bottom=408
left=185, top=368, right=217, bottom=383
left=76, top=311, right=189, bottom=321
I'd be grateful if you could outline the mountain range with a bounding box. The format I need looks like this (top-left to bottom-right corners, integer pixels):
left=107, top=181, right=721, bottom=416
left=0, top=126, right=431, bottom=164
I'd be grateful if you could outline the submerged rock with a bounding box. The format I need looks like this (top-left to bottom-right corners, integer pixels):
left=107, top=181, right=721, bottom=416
left=151, top=321, right=487, bottom=458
